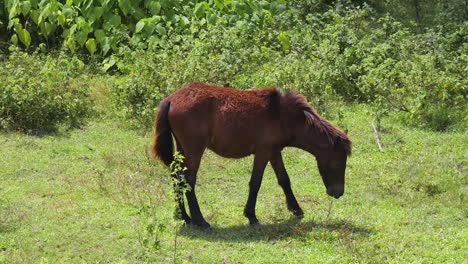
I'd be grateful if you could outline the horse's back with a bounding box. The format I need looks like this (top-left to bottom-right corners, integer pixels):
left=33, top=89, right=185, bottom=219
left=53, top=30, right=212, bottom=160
left=166, top=83, right=283, bottom=158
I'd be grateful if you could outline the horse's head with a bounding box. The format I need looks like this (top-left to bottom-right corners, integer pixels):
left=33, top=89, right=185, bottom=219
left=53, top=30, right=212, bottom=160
left=299, top=110, right=351, bottom=199
left=315, top=142, right=349, bottom=199
left=282, top=92, right=351, bottom=198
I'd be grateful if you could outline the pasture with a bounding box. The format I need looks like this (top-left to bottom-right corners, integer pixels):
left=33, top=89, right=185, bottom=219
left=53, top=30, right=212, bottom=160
left=1, top=104, right=466, bottom=263
left=1, top=1, right=466, bottom=262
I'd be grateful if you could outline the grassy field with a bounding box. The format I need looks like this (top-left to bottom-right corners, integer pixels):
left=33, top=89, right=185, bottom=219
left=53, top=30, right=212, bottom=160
left=0, top=104, right=466, bottom=263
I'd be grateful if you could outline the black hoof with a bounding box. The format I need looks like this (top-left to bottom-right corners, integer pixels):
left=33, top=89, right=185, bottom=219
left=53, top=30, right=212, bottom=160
left=289, top=207, right=304, bottom=218
left=294, top=211, right=304, bottom=219
left=191, top=221, right=212, bottom=233
left=203, top=226, right=212, bottom=233
left=248, top=218, right=259, bottom=226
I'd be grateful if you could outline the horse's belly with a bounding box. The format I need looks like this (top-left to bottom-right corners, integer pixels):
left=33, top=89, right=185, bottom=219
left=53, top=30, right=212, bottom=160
left=207, top=137, right=255, bottom=158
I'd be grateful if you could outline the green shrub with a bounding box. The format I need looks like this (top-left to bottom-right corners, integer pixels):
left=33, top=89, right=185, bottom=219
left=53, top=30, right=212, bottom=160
left=111, top=49, right=174, bottom=127
left=110, top=4, right=466, bottom=131
left=0, top=49, right=91, bottom=133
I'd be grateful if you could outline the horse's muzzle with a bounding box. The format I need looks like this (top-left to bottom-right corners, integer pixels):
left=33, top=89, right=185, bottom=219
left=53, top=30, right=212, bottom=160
left=327, top=185, right=344, bottom=199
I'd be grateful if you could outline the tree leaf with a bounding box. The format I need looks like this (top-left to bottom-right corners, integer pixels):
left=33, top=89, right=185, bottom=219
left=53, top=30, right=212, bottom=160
left=8, top=2, right=18, bottom=20
left=18, top=29, right=31, bottom=48
left=102, top=56, right=116, bottom=72
left=180, top=16, right=190, bottom=27
left=148, top=2, right=161, bottom=15
left=66, top=37, right=76, bottom=52
left=21, top=1, right=32, bottom=16
left=10, top=34, right=18, bottom=45
left=103, top=14, right=121, bottom=30
left=30, top=10, right=40, bottom=25
left=87, top=7, right=104, bottom=22
left=76, top=30, right=88, bottom=46
left=214, top=0, right=224, bottom=10
left=94, top=29, right=106, bottom=44
left=40, top=22, right=55, bottom=38
left=277, top=31, right=290, bottom=52
left=118, top=0, right=132, bottom=16
left=194, top=2, right=210, bottom=19
left=57, top=13, right=66, bottom=26
left=135, top=21, right=145, bottom=33
left=38, top=4, right=51, bottom=24
left=101, top=37, right=111, bottom=55
left=208, top=14, right=218, bottom=25
left=155, top=23, right=166, bottom=36
left=85, top=38, right=97, bottom=55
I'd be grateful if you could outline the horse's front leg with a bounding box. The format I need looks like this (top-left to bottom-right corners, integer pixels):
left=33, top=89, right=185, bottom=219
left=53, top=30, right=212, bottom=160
left=270, top=152, right=303, bottom=218
left=244, top=151, right=269, bottom=225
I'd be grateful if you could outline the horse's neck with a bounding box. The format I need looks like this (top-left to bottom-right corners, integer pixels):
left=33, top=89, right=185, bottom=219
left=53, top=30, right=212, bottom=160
left=288, top=129, right=330, bottom=157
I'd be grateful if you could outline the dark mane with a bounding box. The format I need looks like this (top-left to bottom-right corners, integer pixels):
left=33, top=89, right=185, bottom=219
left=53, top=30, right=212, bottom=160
left=283, top=92, right=352, bottom=155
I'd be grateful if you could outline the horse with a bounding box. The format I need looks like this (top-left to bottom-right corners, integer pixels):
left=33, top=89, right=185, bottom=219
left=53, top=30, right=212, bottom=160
left=151, top=82, right=351, bottom=232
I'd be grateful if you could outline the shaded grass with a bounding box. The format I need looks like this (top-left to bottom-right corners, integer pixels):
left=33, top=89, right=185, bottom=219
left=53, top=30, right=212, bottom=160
left=0, top=105, right=466, bottom=263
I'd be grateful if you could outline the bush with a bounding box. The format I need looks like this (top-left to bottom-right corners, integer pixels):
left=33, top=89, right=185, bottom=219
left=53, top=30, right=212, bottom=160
left=0, top=48, right=91, bottom=133
left=111, top=49, right=174, bottom=127
left=110, top=4, right=466, bottom=131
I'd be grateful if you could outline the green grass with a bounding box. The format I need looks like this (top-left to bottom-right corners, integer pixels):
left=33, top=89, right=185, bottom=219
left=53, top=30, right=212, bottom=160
left=0, top=106, right=466, bottom=263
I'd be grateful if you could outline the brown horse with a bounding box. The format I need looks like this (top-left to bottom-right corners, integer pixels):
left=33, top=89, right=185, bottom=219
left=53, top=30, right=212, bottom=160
left=151, top=82, right=351, bottom=232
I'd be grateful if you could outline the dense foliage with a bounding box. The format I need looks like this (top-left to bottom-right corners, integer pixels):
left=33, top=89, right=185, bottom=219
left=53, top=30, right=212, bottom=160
left=0, top=48, right=91, bottom=132
left=0, top=0, right=287, bottom=53
left=0, top=0, right=466, bottom=132
left=111, top=4, right=467, bottom=130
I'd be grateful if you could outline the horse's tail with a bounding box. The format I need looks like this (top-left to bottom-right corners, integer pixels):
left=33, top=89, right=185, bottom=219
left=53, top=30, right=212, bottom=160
left=151, top=100, right=174, bottom=167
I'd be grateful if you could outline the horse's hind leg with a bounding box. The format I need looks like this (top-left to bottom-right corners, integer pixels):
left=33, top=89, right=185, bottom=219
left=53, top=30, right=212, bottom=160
left=270, top=152, right=304, bottom=218
left=177, top=140, right=211, bottom=232
left=185, top=154, right=211, bottom=232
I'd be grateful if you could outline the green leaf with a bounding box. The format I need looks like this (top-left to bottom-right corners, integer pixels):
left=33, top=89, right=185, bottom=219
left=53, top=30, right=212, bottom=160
left=57, top=13, right=66, bottom=26
left=94, top=29, right=106, bottom=44
left=8, top=2, right=19, bottom=20
left=207, top=14, right=218, bottom=25
left=194, top=2, right=209, bottom=19
left=76, top=30, right=88, bottom=46
left=104, top=14, right=121, bottom=30
left=135, top=21, right=145, bottom=33
left=38, top=4, right=51, bottom=24
left=87, top=7, right=104, bottom=22
left=118, top=0, right=132, bottom=16
left=180, top=16, right=190, bottom=27
left=8, top=18, right=19, bottom=30
left=148, top=2, right=161, bottom=15
left=144, top=23, right=156, bottom=35
left=62, top=7, right=74, bottom=17
left=214, top=0, right=224, bottom=10
left=40, top=22, right=55, bottom=38
left=30, top=10, right=40, bottom=25
left=102, top=56, right=116, bottom=72
left=10, top=34, right=18, bottom=45
left=85, top=38, right=97, bottom=55
left=18, top=29, right=31, bottom=48
left=155, top=24, right=166, bottom=36
left=101, top=37, right=111, bottom=55
left=21, top=1, right=32, bottom=16
left=277, top=31, right=290, bottom=52
left=66, top=37, right=76, bottom=52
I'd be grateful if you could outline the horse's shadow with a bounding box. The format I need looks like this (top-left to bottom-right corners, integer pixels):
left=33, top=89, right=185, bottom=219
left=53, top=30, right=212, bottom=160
left=179, top=217, right=374, bottom=243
